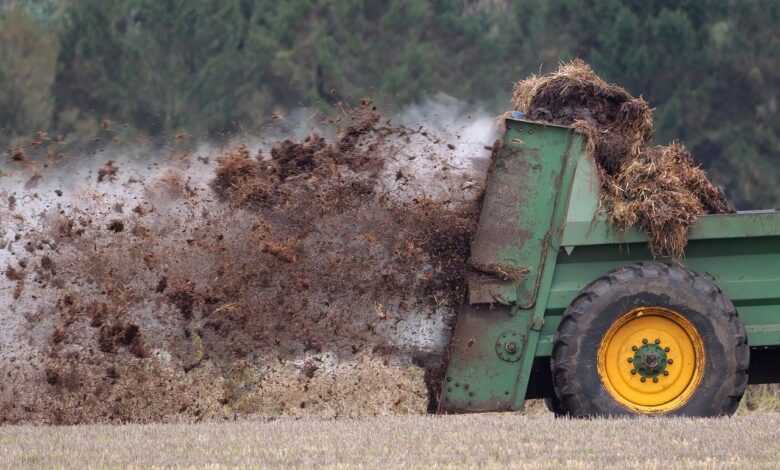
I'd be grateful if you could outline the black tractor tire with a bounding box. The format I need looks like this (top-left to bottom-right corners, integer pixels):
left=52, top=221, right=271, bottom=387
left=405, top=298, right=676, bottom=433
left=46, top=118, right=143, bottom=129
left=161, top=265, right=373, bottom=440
left=544, top=393, right=567, bottom=417
left=550, top=262, right=749, bottom=417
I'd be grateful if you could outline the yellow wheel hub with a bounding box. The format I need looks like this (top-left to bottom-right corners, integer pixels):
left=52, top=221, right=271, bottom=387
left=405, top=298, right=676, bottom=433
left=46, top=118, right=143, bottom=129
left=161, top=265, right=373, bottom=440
left=597, top=307, right=705, bottom=413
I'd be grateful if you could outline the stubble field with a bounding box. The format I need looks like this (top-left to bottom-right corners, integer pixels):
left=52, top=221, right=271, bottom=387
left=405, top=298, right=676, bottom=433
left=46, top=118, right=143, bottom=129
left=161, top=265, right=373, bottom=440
left=2, top=412, right=780, bottom=469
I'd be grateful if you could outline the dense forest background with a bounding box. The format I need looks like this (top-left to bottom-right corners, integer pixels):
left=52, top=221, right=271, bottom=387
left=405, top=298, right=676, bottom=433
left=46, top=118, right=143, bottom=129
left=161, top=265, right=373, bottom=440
left=0, top=0, right=778, bottom=208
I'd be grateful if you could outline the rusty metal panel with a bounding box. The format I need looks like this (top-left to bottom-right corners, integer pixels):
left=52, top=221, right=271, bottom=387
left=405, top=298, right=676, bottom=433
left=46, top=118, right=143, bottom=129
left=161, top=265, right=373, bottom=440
left=466, top=273, right=516, bottom=305
left=469, top=120, right=579, bottom=308
left=438, top=304, right=525, bottom=412
left=441, top=119, right=584, bottom=413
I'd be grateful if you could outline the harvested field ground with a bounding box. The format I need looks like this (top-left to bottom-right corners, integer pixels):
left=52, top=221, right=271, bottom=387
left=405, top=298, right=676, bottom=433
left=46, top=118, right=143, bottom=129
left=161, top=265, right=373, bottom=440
left=3, top=413, right=780, bottom=469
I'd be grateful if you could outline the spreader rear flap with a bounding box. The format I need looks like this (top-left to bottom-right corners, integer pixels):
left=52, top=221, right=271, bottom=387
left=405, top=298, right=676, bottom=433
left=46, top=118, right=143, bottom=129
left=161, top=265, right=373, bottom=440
left=468, top=119, right=580, bottom=308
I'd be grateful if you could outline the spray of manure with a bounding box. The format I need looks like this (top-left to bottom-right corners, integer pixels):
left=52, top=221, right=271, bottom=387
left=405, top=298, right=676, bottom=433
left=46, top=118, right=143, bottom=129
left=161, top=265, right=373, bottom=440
left=0, top=99, right=495, bottom=424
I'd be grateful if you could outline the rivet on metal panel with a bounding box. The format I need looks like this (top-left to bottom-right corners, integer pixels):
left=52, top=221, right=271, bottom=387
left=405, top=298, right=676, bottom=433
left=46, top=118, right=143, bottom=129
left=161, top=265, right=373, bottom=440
left=495, top=331, right=526, bottom=362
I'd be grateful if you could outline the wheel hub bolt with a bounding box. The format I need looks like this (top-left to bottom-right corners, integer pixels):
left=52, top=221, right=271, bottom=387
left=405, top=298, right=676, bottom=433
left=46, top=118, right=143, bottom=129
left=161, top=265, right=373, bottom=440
left=630, top=340, right=670, bottom=381
left=663, top=371, right=669, bottom=376
left=664, top=347, right=670, bottom=352
left=667, top=359, right=673, bottom=365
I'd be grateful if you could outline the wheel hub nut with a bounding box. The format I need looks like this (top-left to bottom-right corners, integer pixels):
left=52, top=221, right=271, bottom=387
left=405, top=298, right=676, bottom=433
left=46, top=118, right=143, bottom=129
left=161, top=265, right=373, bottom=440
left=631, top=340, right=669, bottom=381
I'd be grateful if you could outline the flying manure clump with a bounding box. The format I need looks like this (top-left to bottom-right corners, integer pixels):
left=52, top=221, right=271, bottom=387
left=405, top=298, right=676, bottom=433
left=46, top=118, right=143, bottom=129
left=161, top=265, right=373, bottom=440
left=512, top=59, right=733, bottom=258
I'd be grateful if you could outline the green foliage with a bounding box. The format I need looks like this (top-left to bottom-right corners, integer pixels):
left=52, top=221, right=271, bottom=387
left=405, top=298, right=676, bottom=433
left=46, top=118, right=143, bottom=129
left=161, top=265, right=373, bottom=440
left=53, top=0, right=282, bottom=138
left=0, top=6, right=58, bottom=147
left=1, top=0, right=779, bottom=208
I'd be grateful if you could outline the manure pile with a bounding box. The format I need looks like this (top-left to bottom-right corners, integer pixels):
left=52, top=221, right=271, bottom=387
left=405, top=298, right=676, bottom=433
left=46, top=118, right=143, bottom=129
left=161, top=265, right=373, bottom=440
left=513, top=60, right=732, bottom=257
left=0, top=102, right=491, bottom=424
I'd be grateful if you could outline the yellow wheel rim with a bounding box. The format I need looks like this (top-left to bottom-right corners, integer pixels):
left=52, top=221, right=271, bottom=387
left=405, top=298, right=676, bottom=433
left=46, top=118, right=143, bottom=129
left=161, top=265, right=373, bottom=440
left=597, top=307, right=705, bottom=414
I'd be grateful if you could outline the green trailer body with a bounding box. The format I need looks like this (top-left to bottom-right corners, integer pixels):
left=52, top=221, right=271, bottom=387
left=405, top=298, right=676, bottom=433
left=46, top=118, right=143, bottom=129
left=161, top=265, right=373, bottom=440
left=440, top=117, right=780, bottom=414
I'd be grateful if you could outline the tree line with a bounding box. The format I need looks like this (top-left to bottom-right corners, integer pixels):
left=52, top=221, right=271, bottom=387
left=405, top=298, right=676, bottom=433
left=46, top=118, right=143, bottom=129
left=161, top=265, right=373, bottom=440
left=1, top=0, right=778, bottom=208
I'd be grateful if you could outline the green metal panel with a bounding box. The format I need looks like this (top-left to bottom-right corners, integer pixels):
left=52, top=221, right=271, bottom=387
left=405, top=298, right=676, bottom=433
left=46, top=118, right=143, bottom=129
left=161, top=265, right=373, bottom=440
left=440, top=305, right=530, bottom=411
left=561, top=153, right=780, bottom=247
left=563, top=212, right=780, bottom=247
left=468, top=120, right=582, bottom=307
left=440, top=119, right=584, bottom=412
left=564, top=146, right=601, bottom=228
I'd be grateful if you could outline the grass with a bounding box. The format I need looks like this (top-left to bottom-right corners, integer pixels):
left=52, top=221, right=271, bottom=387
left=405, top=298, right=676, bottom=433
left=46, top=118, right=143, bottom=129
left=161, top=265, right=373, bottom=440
left=2, top=413, right=780, bottom=469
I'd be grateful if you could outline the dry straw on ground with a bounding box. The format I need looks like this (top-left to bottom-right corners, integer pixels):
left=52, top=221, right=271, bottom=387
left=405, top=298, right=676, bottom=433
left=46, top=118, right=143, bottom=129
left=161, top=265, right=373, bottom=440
left=3, top=413, right=780, bottom=468
left=513, top=60, right=733, bottom=258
